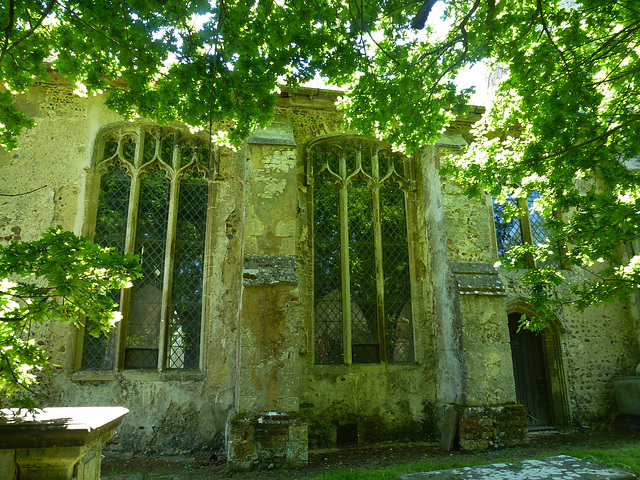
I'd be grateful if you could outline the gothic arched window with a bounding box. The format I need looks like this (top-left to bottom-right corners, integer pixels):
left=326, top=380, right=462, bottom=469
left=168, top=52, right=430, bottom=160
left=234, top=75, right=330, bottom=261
left=80, top=125, right=218, bottom=371
left=308, top=136, right=415, bottom=365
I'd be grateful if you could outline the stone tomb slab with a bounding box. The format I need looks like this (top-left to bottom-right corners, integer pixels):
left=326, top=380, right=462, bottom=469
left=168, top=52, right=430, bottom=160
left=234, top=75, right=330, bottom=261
left=0, top=406, right=128, bottom=480
left=398, top=455, right=636, bottom=480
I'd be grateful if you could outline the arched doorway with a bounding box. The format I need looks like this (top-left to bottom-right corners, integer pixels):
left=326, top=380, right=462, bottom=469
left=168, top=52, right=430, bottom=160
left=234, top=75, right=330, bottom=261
left=507, top=302, right=570, bottom=430
left=508, top=313, right=553, bottom=427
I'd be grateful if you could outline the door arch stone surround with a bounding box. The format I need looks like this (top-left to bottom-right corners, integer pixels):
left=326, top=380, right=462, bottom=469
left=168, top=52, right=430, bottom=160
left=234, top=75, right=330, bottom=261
left=506, top=297, right=571, bottom=430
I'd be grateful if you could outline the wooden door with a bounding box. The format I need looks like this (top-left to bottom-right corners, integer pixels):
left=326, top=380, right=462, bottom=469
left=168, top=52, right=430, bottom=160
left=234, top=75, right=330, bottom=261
left=508, top=313, right=553, bottom=428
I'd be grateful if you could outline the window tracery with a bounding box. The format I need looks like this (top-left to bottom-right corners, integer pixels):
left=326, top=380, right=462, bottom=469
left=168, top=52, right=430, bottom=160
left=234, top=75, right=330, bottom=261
left=308, top=136, right=415, bottom=365
left=81, top=124, right=218, bottom=371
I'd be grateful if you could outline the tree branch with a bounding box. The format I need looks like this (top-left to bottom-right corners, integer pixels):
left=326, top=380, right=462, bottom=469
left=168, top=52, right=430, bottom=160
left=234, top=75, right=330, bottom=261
left=55, top=0, right=124, bottom=48
left=532, top=114, right=640, bottom=163
left=1, top=0, right=14, bottom=33
left=0, top=351, right=45, bottom=398
left=0, top=0, right=56, bottom=63
left=414, top=0, right=480, bottom=65
left=0, top=185, right=47, bottom=197
left=411, top=0, right=437, bottom=30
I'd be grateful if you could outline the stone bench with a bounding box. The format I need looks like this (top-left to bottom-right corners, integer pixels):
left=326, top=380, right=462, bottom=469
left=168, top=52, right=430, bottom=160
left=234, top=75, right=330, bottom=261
left=0, top=406, right=128, bottom=480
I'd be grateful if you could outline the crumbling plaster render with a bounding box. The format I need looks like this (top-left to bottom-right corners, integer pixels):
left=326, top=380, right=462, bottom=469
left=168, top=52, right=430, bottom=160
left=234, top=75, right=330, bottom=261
left=1, top=81, right=639, bottom=455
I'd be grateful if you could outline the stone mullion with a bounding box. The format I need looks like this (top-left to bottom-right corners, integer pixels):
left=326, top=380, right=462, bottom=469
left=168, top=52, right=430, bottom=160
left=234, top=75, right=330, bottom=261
left=117, top=129, right=146, bottom=370
left=117, top=170, right=141, bottom=371
left=113, top=129, right=144, bottom=370
left=156, top=133, right=181, bottom=371
left=371, top=146, right=387, bottom=362
left=339, top=151, right=352, bottom=366
left=158, top=171, right=180, bottom=371
left=198, top=177, right=215, bottom=370
left=400, top=158, right=417, bottom=363
left=517, top=197, right=535, bottom=268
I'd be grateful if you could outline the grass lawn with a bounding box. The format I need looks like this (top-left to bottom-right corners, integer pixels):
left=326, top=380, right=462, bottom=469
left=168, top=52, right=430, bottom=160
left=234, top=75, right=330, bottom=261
left=301, top=441, right=640, bottom=480
left=570, top=446, right=640, bottom=476
left=102, top=432, right=640, bottom=479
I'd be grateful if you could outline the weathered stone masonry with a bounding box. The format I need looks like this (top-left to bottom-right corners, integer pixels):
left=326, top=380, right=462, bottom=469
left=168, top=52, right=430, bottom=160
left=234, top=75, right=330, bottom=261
left=1, top=76, right=639, bottom=466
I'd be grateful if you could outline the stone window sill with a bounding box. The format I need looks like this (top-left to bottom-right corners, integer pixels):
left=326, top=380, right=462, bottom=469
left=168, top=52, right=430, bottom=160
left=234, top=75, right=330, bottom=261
left=72, top=370, right=205, bottom=383
left=306, top=362, right=419, bottom=373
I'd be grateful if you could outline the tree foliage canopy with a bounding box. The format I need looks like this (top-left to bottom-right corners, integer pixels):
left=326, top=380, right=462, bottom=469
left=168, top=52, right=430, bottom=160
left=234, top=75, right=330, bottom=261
left=1, top=0, right=477, bottom=149
left=3, top=0, right=640, bottom=326
left=0, top=228, right=140, bottom=407
left=442, top=0, right=640, bottom=327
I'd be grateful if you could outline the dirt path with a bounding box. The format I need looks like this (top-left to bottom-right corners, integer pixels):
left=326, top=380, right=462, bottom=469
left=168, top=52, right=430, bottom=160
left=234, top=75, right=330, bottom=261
left=102, top=431, right=640, bottom=479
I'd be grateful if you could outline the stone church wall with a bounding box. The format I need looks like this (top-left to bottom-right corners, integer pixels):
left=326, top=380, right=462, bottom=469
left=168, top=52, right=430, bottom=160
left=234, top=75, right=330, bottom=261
left=1, top=77, right=639, bottom=458
left=501, top=267, right=640, bottom=428
left=1, top=77, right=244, bottom=454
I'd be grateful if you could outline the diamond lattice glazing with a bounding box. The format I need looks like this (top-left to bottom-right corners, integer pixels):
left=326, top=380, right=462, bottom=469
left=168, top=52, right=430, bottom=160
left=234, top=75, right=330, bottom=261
left=314, top=176, right=343, bottom=364
left=81, top=166, right=131, bottom=370
left=310, top=138, right=414, bottom=364
left=82, top=126, right=216, bottom=371
left=381, top=183, right=414, bottom=363
left=125, top=168, right=170, bottom=369
left=527, top=192, right=559, bottom=267
left=494, top=196, right=524, bottom=257
left=168, top=174, right=207, bottom=369
left=348, top=180, right=379, bottom=360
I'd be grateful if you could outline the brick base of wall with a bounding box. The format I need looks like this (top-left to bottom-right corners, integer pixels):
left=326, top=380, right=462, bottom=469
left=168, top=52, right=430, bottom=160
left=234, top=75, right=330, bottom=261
left=226, top=412, right=308, bottom=470
left=457, top=404, right=528, bottom=450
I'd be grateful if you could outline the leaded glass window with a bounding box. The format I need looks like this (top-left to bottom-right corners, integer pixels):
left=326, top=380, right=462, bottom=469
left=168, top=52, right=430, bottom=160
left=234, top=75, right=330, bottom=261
left=493, top=192, right=559, bottom=268
left=494, top=195, right=524, bottom=258
left=81, top=125, right=217, bottom=371
left=309, top=136, right=415, bottom=365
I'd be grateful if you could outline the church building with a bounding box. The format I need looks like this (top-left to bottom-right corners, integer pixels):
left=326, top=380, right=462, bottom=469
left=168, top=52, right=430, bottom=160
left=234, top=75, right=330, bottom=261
left=2, top=74, right=638, bottom=467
